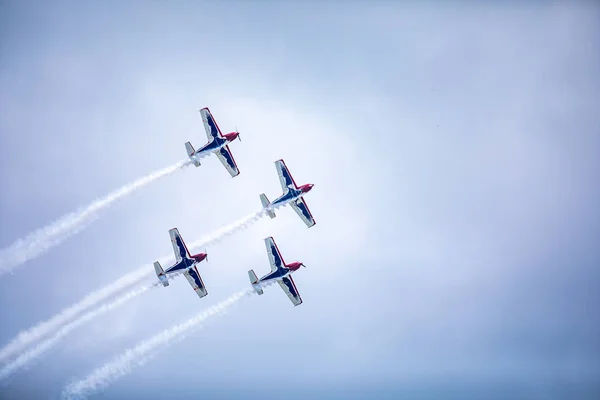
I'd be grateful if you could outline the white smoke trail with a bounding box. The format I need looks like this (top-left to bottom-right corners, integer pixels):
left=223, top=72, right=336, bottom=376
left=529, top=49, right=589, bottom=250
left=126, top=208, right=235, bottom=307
left=0, top=283, right=156, bottom=381
left=0, top=268, right=152, bottom=364
left=0, top=160, right=191, bottom=277
left=62, top=289, right=253, bottom=400
left=0, top=208, right=273, bottom=365
left=184, top=207, right=273, bottom=249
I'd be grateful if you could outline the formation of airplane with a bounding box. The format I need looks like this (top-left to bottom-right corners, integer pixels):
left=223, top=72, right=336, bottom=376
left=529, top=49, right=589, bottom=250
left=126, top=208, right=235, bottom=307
left=153, top=106, right=315, bottom=306
left=185, top=107, right=242, bottom=178
left=153, top=228, right=209, bottom=299
left=249, top=236, right=305, bottom=306
left=260, top=159, right=316, bottom=228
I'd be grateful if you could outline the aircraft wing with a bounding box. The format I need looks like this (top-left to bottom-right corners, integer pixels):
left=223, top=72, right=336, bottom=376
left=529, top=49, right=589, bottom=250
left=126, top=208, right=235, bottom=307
left=200, top=107, right=224, bottom=142
left=275, top=159, right=297, bottom=192
left=183, top=266, right=208, bottom=299
left=290, top=198, right=316, bottom=228
left=169, top=228, right=189, bottom=263
left=264, top=236, right=284, bottom=272
left=215, top=145, right=240, bottom=177
left=278, top=276, right=303, bottom=306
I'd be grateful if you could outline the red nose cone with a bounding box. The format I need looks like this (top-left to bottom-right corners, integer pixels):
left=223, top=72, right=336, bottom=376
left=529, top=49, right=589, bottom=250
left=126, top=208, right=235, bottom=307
left=193, top=253, right=207, bottom=262
left=225, top=132, right=240, bottom=142
left=288, top=262, right=303, bottom=271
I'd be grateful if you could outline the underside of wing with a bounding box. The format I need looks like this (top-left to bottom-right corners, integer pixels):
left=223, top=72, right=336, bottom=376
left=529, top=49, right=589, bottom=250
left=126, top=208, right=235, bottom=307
left=183, top=266, right=208, bottom=299
left=200, top=107, right=223, bottom=142
left=215, top=145, right=240, bottom=177
left=264, top=237, right=284, bottom=272
left=290, top=198, right=316, bottom=228
left=275, top=159, right=297, bottom=192
left=278, top=276, right=303, bottom=306
left=169, top=228, right=188, bottom=263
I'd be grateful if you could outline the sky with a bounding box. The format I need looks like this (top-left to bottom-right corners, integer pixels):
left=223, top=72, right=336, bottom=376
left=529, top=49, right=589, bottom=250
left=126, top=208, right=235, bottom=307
left=1, top=1, right=599, bottom=399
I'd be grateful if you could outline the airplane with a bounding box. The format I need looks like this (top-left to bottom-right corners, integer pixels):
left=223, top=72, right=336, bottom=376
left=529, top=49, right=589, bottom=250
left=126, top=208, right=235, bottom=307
left=259, top=159, right=316, bottom=228
left=248, top=236, right=306, bottom=306
left=153, top=228, right=209, bottom=299
left=185, top=107, right=242, bottom=178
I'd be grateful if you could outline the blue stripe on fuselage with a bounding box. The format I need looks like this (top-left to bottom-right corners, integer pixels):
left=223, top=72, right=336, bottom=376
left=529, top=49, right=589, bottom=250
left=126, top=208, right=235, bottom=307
left=260, top=267, right=290, bottom=282
left=272, top=187, right=303, bottom=206
left=198, top=136, right=226, bottom=153
left=165, top=257, right=195, bottom=274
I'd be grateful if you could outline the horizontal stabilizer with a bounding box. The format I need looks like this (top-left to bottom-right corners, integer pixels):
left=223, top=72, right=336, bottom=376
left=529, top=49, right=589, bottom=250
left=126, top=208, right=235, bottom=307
left=154, top=261, right=169, bottom=287
left=185, top=142, right=201, bottom=167
left=260, top=194, right=276, bottom=219
left=248, top=270, right=263, bottom=295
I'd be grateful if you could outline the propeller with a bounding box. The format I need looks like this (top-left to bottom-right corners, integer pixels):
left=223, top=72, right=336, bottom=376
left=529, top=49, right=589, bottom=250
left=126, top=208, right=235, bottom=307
left=205, top=249, right=208, bottom=263
left=236, top=126, right=241, bottom=142
left=301, top=263, right=306, bottom=268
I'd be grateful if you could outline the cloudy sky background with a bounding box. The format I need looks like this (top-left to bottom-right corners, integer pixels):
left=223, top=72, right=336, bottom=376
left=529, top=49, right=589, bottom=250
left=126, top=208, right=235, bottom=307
left=1, top=1, right=599, bottom=399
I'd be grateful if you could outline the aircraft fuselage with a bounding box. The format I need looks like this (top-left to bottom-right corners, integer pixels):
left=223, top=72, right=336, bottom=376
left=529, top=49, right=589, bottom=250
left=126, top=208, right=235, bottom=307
left=259, top=267, right=292, bottom=283
left=272, top=184, right=313, bottom=207
left=190, top=136, right=228, bottom=163
left=165, top=257, right=197, bottom=274
left=257, top=261, right=303, bottom=283
left=164, top=252, right=206, bottom=275
left=190, top=131, right=240, bottom=164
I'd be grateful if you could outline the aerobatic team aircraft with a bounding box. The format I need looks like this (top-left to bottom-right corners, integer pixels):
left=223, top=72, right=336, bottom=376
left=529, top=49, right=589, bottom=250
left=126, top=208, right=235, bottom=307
left=153, top=228, right=209, bottom=299
left=248, top=236, right=306, bottom=306
left=260, top=159, right=316, bottom=228
left=185, top=107, right=242, bottom=177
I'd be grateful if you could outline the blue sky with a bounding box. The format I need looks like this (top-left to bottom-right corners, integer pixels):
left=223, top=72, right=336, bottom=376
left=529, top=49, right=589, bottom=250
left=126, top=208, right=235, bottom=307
left=1, top=1, right=599, bottom=399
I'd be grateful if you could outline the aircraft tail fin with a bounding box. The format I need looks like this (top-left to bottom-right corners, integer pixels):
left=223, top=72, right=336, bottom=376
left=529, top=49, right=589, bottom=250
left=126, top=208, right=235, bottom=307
left=154, top=261, right=169, bottom=287
left=260, top=194, right=276, bottom=219
left=185, top=142, right=201, bottom=167
left=248, top=270, right=263, bottom=295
